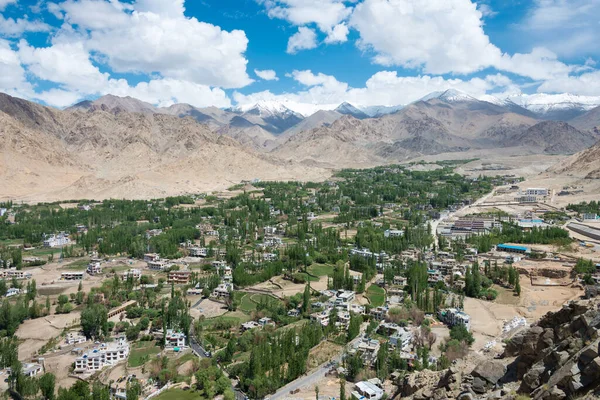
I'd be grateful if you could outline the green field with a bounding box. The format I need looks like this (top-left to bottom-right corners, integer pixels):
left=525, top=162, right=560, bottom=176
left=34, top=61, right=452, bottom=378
left=200, top=312, right=251, bottom=329
left=366, top=285, right=385, bottom=307
left=62, top=259, right=89, bottom=270
left=307, top=264, right=334, bottom=277
left=155, top=389, right=200, bottom=400
left=128, top=341, right=161, bottom=367
left=238, top=292, right=282, bottom=313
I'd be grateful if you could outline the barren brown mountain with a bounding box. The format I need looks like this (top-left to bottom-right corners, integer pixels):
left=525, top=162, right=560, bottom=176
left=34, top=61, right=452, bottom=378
left=0, top=93, right=327, bottom=202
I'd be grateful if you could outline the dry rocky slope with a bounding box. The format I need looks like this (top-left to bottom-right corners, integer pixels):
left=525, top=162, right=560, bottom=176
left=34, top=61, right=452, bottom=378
left=0, top=93, right=327, bottom=201
left=399, top=298, right=600, bottom=400
left=551, top=140, right=600, bottom=179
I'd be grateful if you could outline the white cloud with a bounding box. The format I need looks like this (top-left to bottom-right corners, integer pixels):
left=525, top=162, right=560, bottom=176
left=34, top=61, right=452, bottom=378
left=254, top=69, right=279, bottom=81
left=478, top=3, right=497, bottom=18
left=52, top=0, right=252, bottom=89
left=114, top=78, right=232, bottom=108
left=34, top=89, right=84, bottom=108
left=350, top=0, right=502, bottom=74
left=537, top=70, right=600, bottom=96
left=0, top=15, right=51, bottom=36
left=262, top=0, right=353, bottom=32
left=519, top=0, right=600, bottom=58
left=0, top=0, right=16, bottom=11
left=287, top=26, right=318, bottom=54
left=234, top=69, right=514, bottom=110
left=324, top=23, right=349, bottom=44
left=18, top=40, right=127, bottom=94
left=0, top=39, right=33, bottom=96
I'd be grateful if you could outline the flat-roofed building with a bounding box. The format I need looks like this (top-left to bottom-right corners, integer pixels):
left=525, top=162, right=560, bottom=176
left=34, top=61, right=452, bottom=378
left=61, top=271, right=84, bottom=280
left=168, top=270, right=191, bottom=284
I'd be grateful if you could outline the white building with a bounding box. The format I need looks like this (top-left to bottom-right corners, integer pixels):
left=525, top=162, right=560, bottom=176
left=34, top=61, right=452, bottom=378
left=146, top=260, right=168, bottom=270
left=384, top=229, right=404, bottom=238
left=212, top=283, right=233, bottom=298
left=336, top=290, right=355, bottom=304
left=43, top=233, right=70, bottom=248
left=165, top=330, right=186, bottom=349
left=523, top=188, right=549, bottom=196
left=310, top=311, right=330, bottom=327
left=87, top=262, right=102, bottom=275
left=439, top=308, right=471, bottom=331
left=23, top=363, right=43, bottom=377
left=352, top=381, right=384, bottom=400
left=189, top=247, right=208, bottom=257
left=121, top=269, right=142, bottom=281
left=74, top=337, right=129, bottom=373
left=65, top=332, right=88, bottom=345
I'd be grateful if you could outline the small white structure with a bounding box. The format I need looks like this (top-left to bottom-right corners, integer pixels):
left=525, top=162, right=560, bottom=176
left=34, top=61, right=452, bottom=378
left=352, top=381, right=384, bottom=400
left=310, top=311, right=330, bottom=327
left=5, top=287, right=20, bottom=297
left=23, top=363, right=43, bottom=377
left=65, top=332, right=88, bottom=345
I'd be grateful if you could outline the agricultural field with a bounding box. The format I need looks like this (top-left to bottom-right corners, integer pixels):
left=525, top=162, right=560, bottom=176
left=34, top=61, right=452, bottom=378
left=366, top=284, right=385, bottom=307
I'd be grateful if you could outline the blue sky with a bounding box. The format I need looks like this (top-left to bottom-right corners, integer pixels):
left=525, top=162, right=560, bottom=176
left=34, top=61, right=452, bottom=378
left=0, top=0, right=599, bottom=110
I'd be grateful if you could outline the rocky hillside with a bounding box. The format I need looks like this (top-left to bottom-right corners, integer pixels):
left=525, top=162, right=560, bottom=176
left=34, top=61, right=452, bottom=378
left=399, top=299, right=600, bottom=400
left=550, top=140, right=600, bottom=179
left=512, top=121, right=598, bottom=154
left=570, top=105, right=600, bottom=134
left=0, top=93, right=327, bottom=201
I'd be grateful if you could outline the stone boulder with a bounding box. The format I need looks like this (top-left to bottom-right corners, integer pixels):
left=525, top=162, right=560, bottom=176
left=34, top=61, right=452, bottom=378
left=472, top=360, right=507, bottom=386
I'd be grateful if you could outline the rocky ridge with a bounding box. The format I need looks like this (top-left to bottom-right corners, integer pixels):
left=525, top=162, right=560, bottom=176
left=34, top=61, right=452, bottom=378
left=398, top=299, right=600, bottom=400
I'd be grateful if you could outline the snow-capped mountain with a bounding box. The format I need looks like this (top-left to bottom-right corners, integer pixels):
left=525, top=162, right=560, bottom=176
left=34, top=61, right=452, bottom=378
left=335, top=102, right=370, bottom=119
left=419, top=89, right=478, bottom=103
left=360, top=104, right=404, bottom=117
left=506, top=93, right=600, bottom=120
left=234, top=100, right=337, bottom=117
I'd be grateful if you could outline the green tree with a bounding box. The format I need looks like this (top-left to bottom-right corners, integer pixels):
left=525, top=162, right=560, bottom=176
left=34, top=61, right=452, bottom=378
left=302, top=283, right=311, bottom=314
left=39, top=373, right=56, bottom=400
left=80, top=304, right=108, bottom=340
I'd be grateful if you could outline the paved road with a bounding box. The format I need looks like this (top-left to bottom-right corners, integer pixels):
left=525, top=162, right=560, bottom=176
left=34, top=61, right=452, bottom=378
left=189, top=336, right=211, bottom=358
left=267, top=324, right=368, bottom=400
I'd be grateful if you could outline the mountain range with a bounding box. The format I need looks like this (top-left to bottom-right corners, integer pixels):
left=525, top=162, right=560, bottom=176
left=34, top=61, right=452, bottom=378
left=1, top=89, right=599, bottom=201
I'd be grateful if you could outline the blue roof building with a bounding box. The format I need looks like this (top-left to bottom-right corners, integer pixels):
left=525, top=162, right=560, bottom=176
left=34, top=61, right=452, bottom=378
left=496, top=244, right=530, bottom=254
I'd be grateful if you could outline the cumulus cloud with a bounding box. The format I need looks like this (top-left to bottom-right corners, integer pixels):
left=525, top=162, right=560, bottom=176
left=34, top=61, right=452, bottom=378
left=287, top=26, right=318, bottom=54
left=0, top=0, right=252, bottom=107
left=537, top=70, right=600, bottom=96
left=324, top=23, right=349, bottom=44
left=349, top=0, right=579, bottom=82
left=261, top=0, right=353, bottom=32
left=0, top=15, right=51, bottom=36
left=0, top=0, right=16, bottom=11
left=0, top=39, right=32, bottom=96
left=254, top=69, right=279, bottom=81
